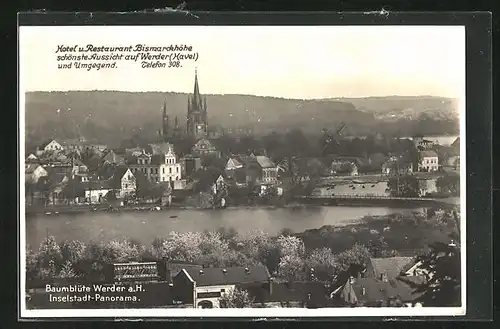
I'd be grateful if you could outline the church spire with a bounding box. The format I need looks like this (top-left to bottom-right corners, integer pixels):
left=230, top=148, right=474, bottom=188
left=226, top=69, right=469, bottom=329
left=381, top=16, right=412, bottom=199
left=192, top=67, right=201, bottom=109
left=162, top=98, right=169, bottom=140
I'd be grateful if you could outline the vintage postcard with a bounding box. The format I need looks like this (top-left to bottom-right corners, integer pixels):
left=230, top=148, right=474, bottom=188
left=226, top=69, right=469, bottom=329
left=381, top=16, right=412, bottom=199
left=19, top=21, right=466, bottom=318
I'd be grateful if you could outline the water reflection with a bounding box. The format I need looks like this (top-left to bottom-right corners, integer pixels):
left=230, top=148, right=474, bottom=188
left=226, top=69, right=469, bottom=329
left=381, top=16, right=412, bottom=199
left=26, top=206, right=422, bottom=247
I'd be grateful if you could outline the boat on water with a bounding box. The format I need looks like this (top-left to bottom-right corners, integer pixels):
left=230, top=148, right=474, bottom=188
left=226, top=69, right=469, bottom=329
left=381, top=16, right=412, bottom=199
left=169, top=215, right=178, bottom=219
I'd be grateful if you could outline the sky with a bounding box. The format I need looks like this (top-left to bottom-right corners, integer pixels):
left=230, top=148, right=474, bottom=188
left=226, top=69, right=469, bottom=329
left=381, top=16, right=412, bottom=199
left=19, top=25, right=465, bottom=99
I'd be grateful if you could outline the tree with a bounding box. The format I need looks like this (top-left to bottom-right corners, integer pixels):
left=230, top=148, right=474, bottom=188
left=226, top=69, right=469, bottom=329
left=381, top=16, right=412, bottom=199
left=60, top=240, right=86, bottom=264
left=335, top=243, right=372, bottom=273
left=101, top=239, right=141, bottom=263
left=277, top=254, right=306, bottom=281
left=387, top=175, right=419, bottom=197
left=305, top=247, right=337, bottom=282
left=436, top=174, right=460, bottom=196
left=26, top=245, right=40, bottom=280
left=198, top=231, right=232, bottom=267
left=413, top=242, right=461, bottom=306
left=276, top=235, right=307, bottom=281
left=36, top=235, right=63, bottom=270
left=284, top=128, right=310, bottom=157
left=219, top=287, right=255, bottom=308
left=158, top=232, right=203, bottom=262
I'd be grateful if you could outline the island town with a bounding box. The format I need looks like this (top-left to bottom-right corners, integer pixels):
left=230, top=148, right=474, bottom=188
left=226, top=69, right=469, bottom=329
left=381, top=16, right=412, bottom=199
left=24, top=70, right=461, bottom=309
left=25, top=70, right=460, bottom=215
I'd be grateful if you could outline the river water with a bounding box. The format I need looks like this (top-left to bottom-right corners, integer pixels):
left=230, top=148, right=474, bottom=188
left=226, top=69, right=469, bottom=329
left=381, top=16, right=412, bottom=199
left=25, top=206, right=423, bottom=248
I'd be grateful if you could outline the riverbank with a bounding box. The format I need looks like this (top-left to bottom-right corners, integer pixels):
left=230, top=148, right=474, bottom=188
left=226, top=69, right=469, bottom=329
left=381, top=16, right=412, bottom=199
left=25, top=196, right=458, bottom=217
left=297, top=211, right=459, bottom=255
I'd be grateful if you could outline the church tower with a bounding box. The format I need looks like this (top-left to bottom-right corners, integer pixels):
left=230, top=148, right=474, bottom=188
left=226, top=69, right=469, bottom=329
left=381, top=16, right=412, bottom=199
left=160, top=98, right=170, bottom=141
left=186, top=68, right=208, bottom=139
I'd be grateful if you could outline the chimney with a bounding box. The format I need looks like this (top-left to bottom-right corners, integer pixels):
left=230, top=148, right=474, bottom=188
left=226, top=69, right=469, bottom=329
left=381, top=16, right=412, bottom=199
left=381, top=273, right=388, bottom=282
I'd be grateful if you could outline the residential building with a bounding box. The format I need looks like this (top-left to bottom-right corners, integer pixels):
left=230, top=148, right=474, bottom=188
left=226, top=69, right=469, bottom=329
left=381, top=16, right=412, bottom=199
left=249, top=281, right=328, bottom=308
left=83, top=167, right=136, bottom=203
left=191, top=138, right=220, bottom=158
left=225, top=154, right=278, bottom=186
left=364, top=257, right=417, bottom=281
left=172, top=265, right=271, bottom=308
left=186, top=68, right=208, bottom=139
left=61, top=138, right=107, bottom=153
left=246, top=155, right=279, bottom=185
left=330, top=160, right=359, bottom=176
left=381, top=157, right=414, bottom=176
left=180, top=155, right=202, bottom=178
left=25, top=164, right=49, bottom=184
left=208, top=125, right=224, bottom=139
left=413, top=136, right=434, bottom=151
left=36, top=139, right=63, bottom=156
left=417, top=150, right=439, bottom=172
left=339, top=275, right=425, bottom=307
left=101, top=149, right=125, bottom=166
left=128, top=145, right=182, bottom=186
left=26, top=153, right=39, bottom=163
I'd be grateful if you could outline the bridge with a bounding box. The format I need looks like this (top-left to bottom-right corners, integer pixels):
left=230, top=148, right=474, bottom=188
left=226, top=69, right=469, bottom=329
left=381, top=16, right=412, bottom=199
left=295, top=194, right=460, bottom=206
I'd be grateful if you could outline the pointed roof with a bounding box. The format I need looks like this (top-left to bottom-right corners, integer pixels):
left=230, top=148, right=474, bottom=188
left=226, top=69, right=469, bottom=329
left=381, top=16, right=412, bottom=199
left=191, top=68, right=202, bottom=110
left=368, top=257, right=415, bottom=280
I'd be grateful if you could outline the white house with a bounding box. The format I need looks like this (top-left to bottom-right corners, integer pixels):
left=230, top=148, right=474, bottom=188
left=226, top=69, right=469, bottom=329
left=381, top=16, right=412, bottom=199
left=83, top=167, right=136, bottom=203
left=129, top=145, right=183, bottom=186
left=173, top=266, right=271, bottom=309
left=417, top=150, right=439, bottom=172
left=36, top=139, right=63, bottom=156
left=25, top=164, right=48, bottom=184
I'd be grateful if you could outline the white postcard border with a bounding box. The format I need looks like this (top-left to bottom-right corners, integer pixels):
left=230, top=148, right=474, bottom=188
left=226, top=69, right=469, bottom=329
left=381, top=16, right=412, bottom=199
left=18, top=24, right=467, bottom=319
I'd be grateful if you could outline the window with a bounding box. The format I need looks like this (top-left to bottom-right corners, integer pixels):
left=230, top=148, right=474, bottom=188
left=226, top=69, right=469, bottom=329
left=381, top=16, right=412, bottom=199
left=197, top=292, right=221, bottom=298
left=163, top=168, right=165, bottom=174
left=169, top=168, right=172, bottom=174
left=155, top=168, right=158, bottom=174
left=176, top=167, right=179, bottom=173
left=125, top=184, right=128, bottom=188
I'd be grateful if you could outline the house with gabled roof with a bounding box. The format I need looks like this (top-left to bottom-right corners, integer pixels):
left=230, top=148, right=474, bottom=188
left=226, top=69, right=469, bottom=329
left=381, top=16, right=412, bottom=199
left=82, top=166, right=136, bottom=203
left=36, top=139, right=63, bottom=156
left=25, top=164, right=48, bottom=184
left=365, top=257, right=416, bottom=281
left=173, top=265, right=271, bottom=308
left=101, top=149, right=125, bottom=166
left=340, top=275, right=425, bottom=307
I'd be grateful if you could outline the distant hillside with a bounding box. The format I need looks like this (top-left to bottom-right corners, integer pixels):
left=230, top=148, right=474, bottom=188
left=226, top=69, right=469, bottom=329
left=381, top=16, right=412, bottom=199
left=24, top=91, right=458, bottom=147
left=325, top=96, right=459, bottom=120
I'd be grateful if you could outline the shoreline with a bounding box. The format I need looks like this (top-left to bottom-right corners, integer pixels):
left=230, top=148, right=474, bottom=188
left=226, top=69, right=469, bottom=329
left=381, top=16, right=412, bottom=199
left=25, top=197, right=457, bottom=217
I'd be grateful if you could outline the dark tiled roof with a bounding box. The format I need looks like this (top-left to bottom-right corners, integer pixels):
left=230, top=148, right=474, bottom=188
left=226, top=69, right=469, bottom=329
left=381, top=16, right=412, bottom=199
left=369, top=257, right=415, bottom=280
left=347, top=276, right=425, bottom=304
left=261, top=281, right=327, bottom=304
left=419, top=150, right=438, bottom=158
left=84, top=166, right=132, bottom=190
left=182, top=266, right=270, bottom=287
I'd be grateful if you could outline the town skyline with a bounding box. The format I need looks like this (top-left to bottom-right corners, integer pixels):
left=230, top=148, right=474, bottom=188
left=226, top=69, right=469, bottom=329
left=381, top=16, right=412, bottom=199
left=20, top=25, right=465, bottom=99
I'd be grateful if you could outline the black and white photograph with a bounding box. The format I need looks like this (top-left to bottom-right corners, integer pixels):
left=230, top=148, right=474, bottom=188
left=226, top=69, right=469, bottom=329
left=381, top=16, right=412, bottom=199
left=19, top=22, right=466, bottom=318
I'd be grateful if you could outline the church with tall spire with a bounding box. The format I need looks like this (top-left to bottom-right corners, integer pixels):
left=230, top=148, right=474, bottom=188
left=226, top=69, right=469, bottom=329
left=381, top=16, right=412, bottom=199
left=186, top=68, right=208, bottom=139
left=160, top=97, right=180, bottom=141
